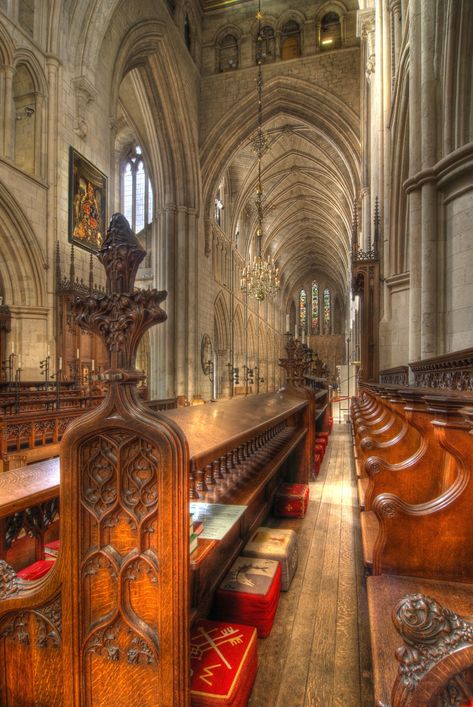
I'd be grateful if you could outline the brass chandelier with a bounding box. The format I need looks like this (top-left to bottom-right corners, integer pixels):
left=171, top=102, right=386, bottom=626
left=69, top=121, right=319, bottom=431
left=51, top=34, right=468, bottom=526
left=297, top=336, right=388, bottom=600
left=240, top=2, right=280, bottom=302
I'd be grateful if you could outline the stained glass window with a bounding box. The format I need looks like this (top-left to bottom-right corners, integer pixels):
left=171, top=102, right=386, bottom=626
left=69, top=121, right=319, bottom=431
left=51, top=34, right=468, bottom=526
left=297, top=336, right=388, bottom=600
left=324, top=288, right=331, bottom=332
left=311, top=282, right=319, bottom=330
left=121, top=146, right=154, bottom=233
left=299, top=289, right=307, bottom=330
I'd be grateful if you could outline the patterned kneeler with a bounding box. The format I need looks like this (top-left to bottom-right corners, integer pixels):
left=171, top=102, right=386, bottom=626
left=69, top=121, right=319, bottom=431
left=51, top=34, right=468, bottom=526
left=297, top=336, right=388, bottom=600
left=214, top=556, right=281, bottom=638
left=191, top=619, right=258, bottom=706
left=273, top=482, right=309, bottom=518
left=242, top=527, right=298, bottom=591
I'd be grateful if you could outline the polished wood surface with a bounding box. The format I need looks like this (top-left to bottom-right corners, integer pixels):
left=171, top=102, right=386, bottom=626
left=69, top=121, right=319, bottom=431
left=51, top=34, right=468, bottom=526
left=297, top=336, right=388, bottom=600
left=0, top=458, right=59, bottom=516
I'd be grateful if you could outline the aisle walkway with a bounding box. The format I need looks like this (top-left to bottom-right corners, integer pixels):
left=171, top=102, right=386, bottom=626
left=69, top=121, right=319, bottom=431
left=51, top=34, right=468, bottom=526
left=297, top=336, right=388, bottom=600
left=249, top=423, right=373, bottom=707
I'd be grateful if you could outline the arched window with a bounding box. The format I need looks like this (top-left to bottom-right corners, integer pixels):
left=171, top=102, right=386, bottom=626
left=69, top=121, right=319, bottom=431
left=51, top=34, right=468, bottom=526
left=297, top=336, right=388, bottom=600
left=320, top=12, right=341, bottom=50
left=311, top=282, right=319, bottom=331
left=299, top=289, right=307, bottom=330
left=323, top=287, right=331, bottom=333
left=219, top=34, right=238, bottom=72
left=257, top=26, right=275, bottom=63
left=121, top=146, right=153, bottom=234
left=281, top=21, right=301, bottom=60
left=13, top=64, right=38, bottom=174
left=184, top=15, right=192, bottom=52
left=215, top=187, right=224, bottom=227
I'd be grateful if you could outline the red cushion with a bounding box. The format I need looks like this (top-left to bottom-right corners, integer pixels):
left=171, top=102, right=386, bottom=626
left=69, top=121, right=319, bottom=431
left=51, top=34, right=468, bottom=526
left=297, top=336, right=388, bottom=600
left=17, top=559, right=55, bottom=581
left=191, top=619, right=258, bottom=706
left=274, top=483, right=309, bottom=518
left=315, top=437, right=327, bottom=449
left=214, top=557, right=281, bottom=638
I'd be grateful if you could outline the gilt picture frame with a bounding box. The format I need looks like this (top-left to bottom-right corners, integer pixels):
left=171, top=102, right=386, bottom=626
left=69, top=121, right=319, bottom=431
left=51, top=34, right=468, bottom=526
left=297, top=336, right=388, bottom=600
left=69, top=147, right=107, bottom=253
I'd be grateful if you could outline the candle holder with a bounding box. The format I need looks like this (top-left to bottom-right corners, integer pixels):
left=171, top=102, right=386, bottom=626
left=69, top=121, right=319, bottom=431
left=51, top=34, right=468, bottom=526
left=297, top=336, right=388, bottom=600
left=40, top=355, right=51, bottom=387
left=14, top=365, right=22, bottom=414
left=1, top=352, right=15, bottom=388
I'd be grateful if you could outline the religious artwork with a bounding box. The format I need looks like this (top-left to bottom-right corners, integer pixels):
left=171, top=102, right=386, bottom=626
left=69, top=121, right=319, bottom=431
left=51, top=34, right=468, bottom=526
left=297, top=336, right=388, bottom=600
left=69, top=147, right=107, bottom=253
left=299, top=288, right=307, bottom=329
left=311, top=281, right=319, bottom=331
left=324, top=287, right=331, bottom=332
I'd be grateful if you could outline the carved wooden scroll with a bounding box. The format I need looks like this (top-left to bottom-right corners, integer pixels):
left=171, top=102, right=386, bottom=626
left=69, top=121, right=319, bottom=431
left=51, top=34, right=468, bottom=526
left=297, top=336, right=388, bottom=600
left=391, top=593, right=473, bottom=706
left=0, top=214, right=190, bottom=705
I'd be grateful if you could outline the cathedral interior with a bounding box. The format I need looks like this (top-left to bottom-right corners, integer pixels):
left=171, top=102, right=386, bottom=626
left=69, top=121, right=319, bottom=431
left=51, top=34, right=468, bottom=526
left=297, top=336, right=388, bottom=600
left=0, top=0, right=473, bottom=705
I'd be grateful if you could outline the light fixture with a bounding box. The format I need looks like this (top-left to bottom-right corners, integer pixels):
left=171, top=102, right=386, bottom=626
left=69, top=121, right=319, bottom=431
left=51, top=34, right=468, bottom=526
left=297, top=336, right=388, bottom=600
left=240, top=0, right=280, bottom=302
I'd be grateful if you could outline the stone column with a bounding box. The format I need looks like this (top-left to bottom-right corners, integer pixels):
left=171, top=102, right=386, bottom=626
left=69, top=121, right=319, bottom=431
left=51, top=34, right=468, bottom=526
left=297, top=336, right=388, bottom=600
left=420, top=0, right=438, bottom=359
left=407, top=0, right=422, bottom=366
left=45, top=57, right=60, bottom=355
left=3, top=64, right=15, bottom=159
left=358, top=9, right=376, bottom=250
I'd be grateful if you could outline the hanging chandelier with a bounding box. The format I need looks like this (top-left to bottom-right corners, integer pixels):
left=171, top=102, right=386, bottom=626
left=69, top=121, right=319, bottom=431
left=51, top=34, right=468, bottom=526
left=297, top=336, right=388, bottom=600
left=240, top=1, right=280, bottom=302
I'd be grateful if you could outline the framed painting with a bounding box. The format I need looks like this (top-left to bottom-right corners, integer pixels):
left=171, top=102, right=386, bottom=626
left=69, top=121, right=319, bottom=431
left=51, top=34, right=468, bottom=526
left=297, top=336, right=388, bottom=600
left=69, top=147, right=107, bottom=253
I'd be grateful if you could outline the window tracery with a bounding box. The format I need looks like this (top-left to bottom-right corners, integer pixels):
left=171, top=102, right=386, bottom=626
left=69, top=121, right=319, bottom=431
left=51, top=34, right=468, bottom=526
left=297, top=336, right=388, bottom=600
left=121, top=146, right=153, bottom=234
left=323, top=287, right=331, bottom=333
left=299, top=289, right=307, bottom=330
left=311, top=282, right=319, bottom=331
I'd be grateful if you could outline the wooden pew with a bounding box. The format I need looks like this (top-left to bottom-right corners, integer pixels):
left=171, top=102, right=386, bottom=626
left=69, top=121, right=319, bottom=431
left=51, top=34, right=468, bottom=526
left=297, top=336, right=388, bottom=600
left=362, top=389, right=470, bottom=511
left=0, top=215, right=312, bottom=706
left=0, top=407, right=88, bottom=471
left=0, top=458, right=59, bottom=571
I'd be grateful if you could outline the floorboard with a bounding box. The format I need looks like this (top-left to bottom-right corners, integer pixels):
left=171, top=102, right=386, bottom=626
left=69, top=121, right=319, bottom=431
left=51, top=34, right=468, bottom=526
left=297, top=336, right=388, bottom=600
left=248, top=422, right=373, bottom=707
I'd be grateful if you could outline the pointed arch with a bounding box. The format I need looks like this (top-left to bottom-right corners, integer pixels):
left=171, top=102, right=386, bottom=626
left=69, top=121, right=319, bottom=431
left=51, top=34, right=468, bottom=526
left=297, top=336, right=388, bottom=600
left=0, top=182, right=46, bottom=307
left=214, top=291, right=229, bottom=352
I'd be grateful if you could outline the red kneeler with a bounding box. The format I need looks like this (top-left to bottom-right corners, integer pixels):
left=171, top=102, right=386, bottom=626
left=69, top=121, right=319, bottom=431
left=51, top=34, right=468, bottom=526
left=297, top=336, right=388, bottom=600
left=214, top=556, right=281, bottom=638
left=274, top=483, right=309, bottom=519
left=313, top=453, right=322, bottom=476
left=17, top=559, right=55, bottom=581
left=191, top=619, right=258, bottom=706
left=314, top=442, right=324, bottom=458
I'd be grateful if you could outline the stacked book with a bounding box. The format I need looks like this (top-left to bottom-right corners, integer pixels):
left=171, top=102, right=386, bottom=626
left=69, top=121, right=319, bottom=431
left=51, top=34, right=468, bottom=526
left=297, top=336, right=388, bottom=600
left=189, top=514, right=204, bottom=555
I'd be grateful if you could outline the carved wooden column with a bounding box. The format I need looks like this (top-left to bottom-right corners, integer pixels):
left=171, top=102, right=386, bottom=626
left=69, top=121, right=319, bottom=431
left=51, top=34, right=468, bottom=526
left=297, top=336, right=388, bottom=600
left=351, top=201, right=380, bottom=382
left=0, top=215, right=190, bottom=706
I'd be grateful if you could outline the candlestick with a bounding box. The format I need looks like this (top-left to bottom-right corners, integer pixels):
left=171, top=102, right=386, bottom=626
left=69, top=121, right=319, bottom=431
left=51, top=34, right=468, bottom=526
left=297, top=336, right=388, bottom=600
left=11, top=342, right=14, bottom=354
left=59, top=356, right=63, bottom=371
left=47, top=344, right=50, bottom=356
left=285, top=314, right=290, bottom=332
left=18, top=355, right=22, bottom=369
left=91, top=359, right=95, bottom=371
left=76, top=348, right=80, bottom=359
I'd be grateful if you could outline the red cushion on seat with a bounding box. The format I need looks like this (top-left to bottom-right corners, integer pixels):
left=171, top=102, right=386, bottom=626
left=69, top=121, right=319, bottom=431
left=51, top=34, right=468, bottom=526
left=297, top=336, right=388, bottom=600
left=17, top=559, right=55, bottom=581
left=191, top=619, right=258, bottom=706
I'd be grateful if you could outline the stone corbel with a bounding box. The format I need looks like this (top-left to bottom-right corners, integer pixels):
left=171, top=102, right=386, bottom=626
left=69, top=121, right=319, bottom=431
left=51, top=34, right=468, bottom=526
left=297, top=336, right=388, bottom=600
left=357, top=9, right=376, bottom=78
left=72, top=76, right=97, bottom=140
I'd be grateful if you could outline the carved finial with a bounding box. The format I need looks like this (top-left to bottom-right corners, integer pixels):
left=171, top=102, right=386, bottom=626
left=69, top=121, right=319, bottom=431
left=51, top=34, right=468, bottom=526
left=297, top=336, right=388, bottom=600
left=373, top=196, right=380, bottom=257
left=55, top=241, right=61, bottom=287
left=278, top=335, right=310, bottom=386
left=392, top=593, right=473, bottom=694
left=0, top=560, right=19, bottom=599
left=70, top=244, right=75, bottom=283
left=351, top=199, right=358, bottom=258
left=72, top=214, right=167, bottom=374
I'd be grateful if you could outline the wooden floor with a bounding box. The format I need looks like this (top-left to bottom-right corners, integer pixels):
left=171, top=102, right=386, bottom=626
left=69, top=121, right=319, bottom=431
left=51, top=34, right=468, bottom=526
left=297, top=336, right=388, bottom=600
left=249, top=423, right=373, bottom=707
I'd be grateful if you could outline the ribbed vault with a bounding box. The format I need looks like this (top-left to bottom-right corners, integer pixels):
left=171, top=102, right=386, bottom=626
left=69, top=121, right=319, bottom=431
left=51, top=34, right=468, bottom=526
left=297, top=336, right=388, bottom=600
left=202, top=76, right=360, bottom=309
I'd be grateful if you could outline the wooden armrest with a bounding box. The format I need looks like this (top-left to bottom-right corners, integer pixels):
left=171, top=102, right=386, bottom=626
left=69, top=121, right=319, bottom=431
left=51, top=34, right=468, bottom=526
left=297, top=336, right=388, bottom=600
left=368, top=574, right=473, bottom=707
